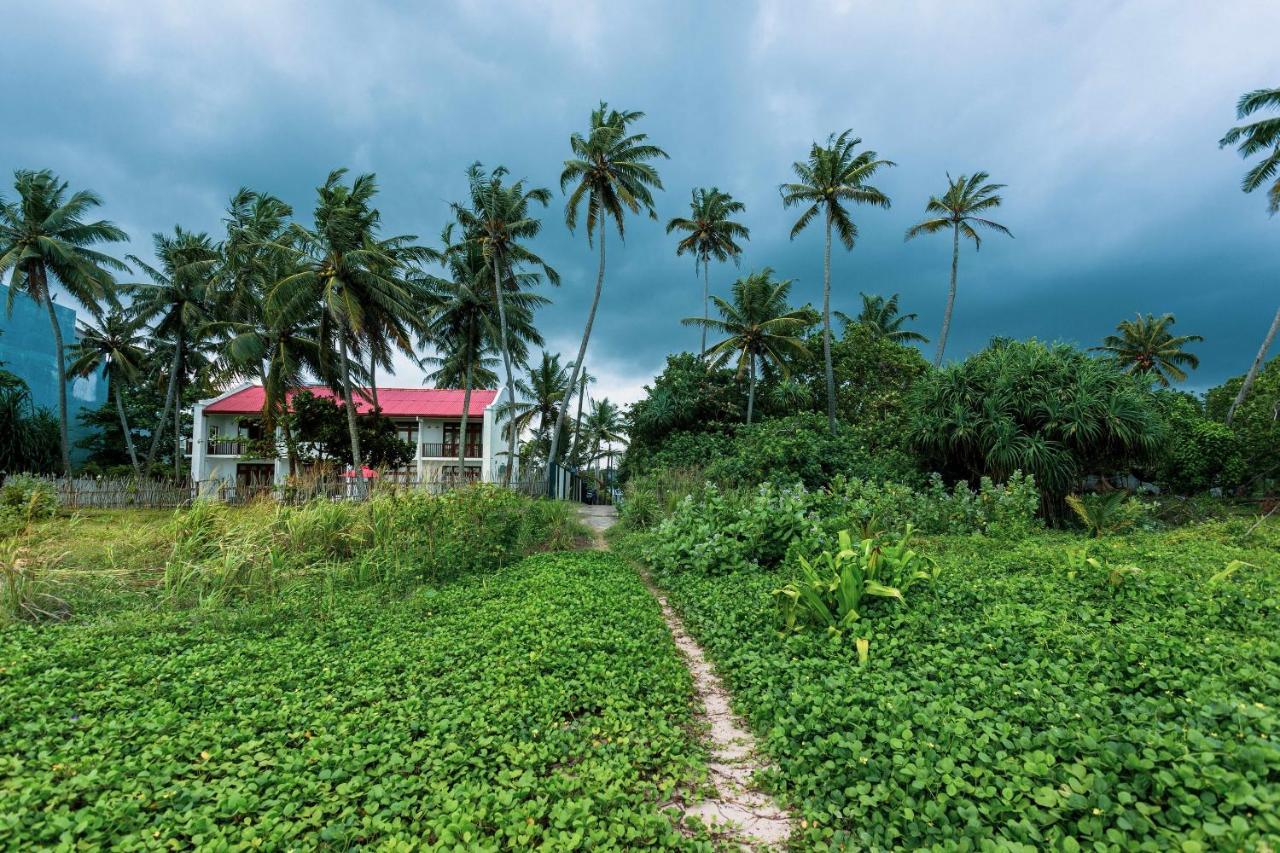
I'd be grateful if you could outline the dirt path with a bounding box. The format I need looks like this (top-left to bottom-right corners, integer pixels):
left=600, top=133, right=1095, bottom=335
left=575, top=506, right=791, bottom=849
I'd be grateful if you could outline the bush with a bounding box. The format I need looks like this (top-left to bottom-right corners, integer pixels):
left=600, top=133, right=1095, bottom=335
left=1150, top=391, right=1245, bottom=494
left=0, top=474, right=58, bottom=525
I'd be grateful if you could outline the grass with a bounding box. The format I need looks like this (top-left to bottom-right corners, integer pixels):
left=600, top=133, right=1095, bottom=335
left=0, top=550, right=709, bottom=849
left=627, top=520, right=1280, bottom=849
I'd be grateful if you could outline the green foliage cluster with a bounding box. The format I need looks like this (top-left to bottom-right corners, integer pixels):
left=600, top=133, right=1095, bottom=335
left=288, top=390, right=414, bottom=470
left=0, top=551, right=706, bottom=848
left=634, top=475, right=1040, bottom=576
left=911, top=340, right=1165, bottom=508
left=0, top=474, right=57, bottom=522
left=162, top=486, right=581, bottom=606
left=1151, top=391, right=1245, bottom=494
left=1209, top=355, right=1280, bottom=492
left=634, top=524, right=1280, bottom=848
left=0, top=369, right=59, bottom=475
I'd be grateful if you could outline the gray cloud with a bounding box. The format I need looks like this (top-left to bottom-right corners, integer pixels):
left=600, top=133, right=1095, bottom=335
left=5, top=0, right=1278, bottom=403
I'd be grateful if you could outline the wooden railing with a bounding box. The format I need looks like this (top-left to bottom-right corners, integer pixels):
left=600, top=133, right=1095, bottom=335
left=420, top=442, right=483, bottom=458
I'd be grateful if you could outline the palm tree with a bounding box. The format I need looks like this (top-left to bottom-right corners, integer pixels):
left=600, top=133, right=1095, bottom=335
left=0, top=169, right=128, bottom=474
left=126, top=227, right=220, bottom=477
left=904, top=172, right=1012, bottom=367
left=272, top=169, right=423, bottom=494
left=567, top=365, right=595, bottom=466
left=683, top=268, right=812, bottom=424
left=497, top=351, right=571, bottom=456
left=453, top=164, right=559, bottom=484
left=582, top=396, right=626, bottom=469
left=781, top=131, right=894, bottom=433
left=420, top=223, right=547, bottom=473
left=548, top=102, right=668, bottom=478
left=1220, top=87, right=1280, bottom=424
left=1090, top=313, right=1203, bottom=387
left=666, top=187, right=750, bottom=357
left=836, top=292, right=928, bottom=343
left=66, top=311, right=146, bottom=477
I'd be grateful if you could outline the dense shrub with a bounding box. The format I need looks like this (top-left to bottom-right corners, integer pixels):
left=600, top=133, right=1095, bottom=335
left=639, top=475, right=1040, bottom=576
left=911, top=339, right=1165, bottom=512
left=0, top=474, right=58, bottom=523
left=1208, top=355, right=1280, bottom=493
left=0, top=552, right=705, bottom=848
left=639, top=525, right=1280, bottom=848
left=1150, top=391, right=1245, bottom=494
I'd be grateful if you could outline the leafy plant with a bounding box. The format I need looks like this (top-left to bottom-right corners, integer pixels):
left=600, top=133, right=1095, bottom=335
left=1066, top=491, right=1140, bottom=537
left=773, top=527, right=938, bottom=636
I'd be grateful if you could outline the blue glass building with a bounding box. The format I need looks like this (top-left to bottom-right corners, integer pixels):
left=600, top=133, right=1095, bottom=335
left=0, top=283, right=105, bottom=465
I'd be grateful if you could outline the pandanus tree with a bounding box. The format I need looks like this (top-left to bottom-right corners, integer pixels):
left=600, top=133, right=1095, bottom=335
left=683, top=268, right=812, bottom=424
left=66, top=311, right=147, bottom=477
left=420, top=223, right=547, bottom=473
left=905, top=172, right=1011, bottom=367
left=1220, top=87, right=1280, bottom=424
left=666, top=187, right=749, bottom=357
left=781, top=131, right=894, bottom=433
left=0, top=169, right=128, bottom=475
left=453, top=164, right=558, bottom=484
left=273, top=169, right=423, bottom=494
left=547, top=102, right=668, bottom=476
left=1090, top=313, right=1202, bottom=387
left=837, top=292, right=928, bottom=343
left=126, top=227, right=220, bottom=476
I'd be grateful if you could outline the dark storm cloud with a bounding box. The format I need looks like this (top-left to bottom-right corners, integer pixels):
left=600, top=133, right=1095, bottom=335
left=4, top=0, right=1277, bottom=402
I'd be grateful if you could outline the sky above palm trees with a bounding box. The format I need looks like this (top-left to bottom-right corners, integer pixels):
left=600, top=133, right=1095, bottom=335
left=4, top=1, right=1277, bottom=404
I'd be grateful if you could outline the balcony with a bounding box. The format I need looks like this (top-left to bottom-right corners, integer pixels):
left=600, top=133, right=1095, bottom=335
left=421, top=442, right=483, bottom=459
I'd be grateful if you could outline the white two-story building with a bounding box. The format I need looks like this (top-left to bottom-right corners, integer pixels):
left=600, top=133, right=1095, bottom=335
left=189, top=383, right=507, bottom=491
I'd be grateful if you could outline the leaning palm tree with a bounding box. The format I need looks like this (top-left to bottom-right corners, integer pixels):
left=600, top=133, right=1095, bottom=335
left=836, top=292, right=928, bottom=343
left=683, top=268, right=812, bottom=424
left=582, top=397, right=626, bottom=471
left=666, top=187, right=750, bottom=357
left=781, top=132, right=894, bottom=433
left=567, top=365, right=596, bottom=466
left=905, top=172, right=1012, bottom=367
left=1090, top=313, right=1203, bottom=387
left=0, top=169, right=128, bottom=474
left=1220, top=87, right=1280, bottom=424
left=453, top=164, right=559, bottom=484
left=547, top=102, right=668, bottom=478
left=66, top=311, right=147, bottom=477
left=272, top=169, right=423, bottom=494
left=126, top=227, right=221, bottom=476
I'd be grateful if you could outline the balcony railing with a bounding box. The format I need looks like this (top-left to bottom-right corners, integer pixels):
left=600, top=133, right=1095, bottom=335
left=421, top=442, right=483, bottom=459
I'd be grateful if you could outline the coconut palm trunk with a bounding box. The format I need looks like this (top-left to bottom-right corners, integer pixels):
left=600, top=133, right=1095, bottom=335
left=491, top=255, right=519, bottom=486
left=457, top=316, right=475, bottom=477
left=1227, top=304, right=1280, bottom=425
left=368, top=355, right=379, bottom=410
left=113, top=380, right=141, bottom=477
left=821, top=209, right=837, bottom=433
left=546, top=230, right=604, bottom=489
left=701, top=259, right=710, bottom=358
left=339, top=332, right=366, bottom=496
left=746, top=353, right=757, bottom=425
left=173, top=376, right=183, bottom=479
left=568, top=369, right=587, bottom=463
left=35, top=268, right=73, bottom=476
left=934, top=225, right=961, bottom=367
left=146, top=338, right=183, bottom=472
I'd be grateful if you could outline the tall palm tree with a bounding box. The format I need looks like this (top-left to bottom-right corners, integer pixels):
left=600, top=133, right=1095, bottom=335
left=496, top=351, right=571, bottom=456
left=683, top=268, right=812, bottom=424
left=666, top=187, right=750, bottom=357
left=453, top=164, right=558, bottom=484
left=1090, top=313, right=1203, bottom=387
left=272, top=169, right=423, bottom=494
left=781, top=131, right=894, bottom=433
left=0, top=169, right=128, bottom=474
left=548, top=102, right=668, bottom=478
left=836, top=292, right=928, bottom=343
left=1220, top=87, right=1280, bottom=424
left=582, top=396, right=626, bottom=469
left=420, top=223, right=547, bottom=473
left=66, top=311, right=147, bottom=477
left=904, top=172, right=1012, bottom=367
left=126, top=227, right=221, bottom=476
left=567, top=365, right=596, bottom=466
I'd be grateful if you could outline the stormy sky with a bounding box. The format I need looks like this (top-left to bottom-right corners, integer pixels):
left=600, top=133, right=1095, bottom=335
left=4, top=1, right=1278, bottom=405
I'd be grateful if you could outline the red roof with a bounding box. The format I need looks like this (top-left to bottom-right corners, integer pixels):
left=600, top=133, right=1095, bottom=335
left=204, top=385, right=499, bottom=418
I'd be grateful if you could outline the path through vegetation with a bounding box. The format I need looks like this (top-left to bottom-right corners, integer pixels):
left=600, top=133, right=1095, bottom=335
left=576, top=505, right=791, bottom=849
